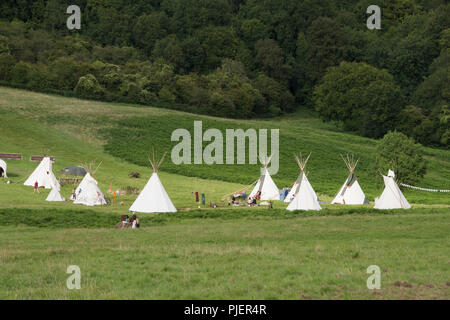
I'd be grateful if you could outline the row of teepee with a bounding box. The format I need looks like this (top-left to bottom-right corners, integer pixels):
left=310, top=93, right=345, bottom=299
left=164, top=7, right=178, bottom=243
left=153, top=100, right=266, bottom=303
left=23, top=152, right=411, bottom=213
left=23, top=154, right=176, bottom=213
left=248, top=153, right=411, bottom=210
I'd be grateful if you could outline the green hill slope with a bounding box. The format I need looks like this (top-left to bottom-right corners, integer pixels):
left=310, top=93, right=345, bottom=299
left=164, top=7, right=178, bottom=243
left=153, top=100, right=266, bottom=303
left=0, top=86, right=449, bottom=205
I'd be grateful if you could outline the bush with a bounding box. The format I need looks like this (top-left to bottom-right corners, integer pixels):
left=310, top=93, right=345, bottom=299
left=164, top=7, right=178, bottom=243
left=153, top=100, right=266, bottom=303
left=10, top=61, right=34, bottom=84
left=158, top=86, right=176, bottom=103
left=375, top=131, right=427, bottom=185
left=74, top=74, right=104, bottom=98
left=50, top=57, right=92, bottom=91
left=314, top=62, right=404, bottom=138
left=0, top=53, right=15, bottom=80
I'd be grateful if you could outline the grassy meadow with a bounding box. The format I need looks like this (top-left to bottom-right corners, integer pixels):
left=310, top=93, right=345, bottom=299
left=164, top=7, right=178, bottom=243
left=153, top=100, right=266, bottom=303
left=0, top=86, right=449, bottom=299
left=1, top=211, right=449, bottom=299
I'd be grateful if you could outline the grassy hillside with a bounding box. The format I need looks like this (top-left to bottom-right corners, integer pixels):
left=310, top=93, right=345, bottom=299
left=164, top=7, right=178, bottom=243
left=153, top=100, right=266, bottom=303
left=0, top=88, right=246, bottom=210
left=0, top=86, right=448, bottom=205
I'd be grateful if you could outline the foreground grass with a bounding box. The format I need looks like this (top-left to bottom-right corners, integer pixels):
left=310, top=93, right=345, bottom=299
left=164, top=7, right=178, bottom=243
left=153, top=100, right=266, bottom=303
left=0, top=211, right=448, bottom=299
left=0, top=206, right=449, bottom=229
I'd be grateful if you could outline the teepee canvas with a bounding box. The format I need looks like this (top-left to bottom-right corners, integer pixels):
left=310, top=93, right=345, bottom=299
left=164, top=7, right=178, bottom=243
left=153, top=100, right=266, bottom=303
left=0, top=159, right=7, bottom=178
left=374, top=170, right=411, bottom=209
left=24, top=157, right=59, bottom=189
left=129, top=152, right=177, bottom=213
left=286, top=154, right=321, bottom=211
left=46, top=182, right=65, bottom=202
left=332, top=154, right=368, bottom=205
left=73, top=162, right=106, bottom=206
left=284, top=153, right=318, bottom=203
left=249, top=155, right=280, bottom=201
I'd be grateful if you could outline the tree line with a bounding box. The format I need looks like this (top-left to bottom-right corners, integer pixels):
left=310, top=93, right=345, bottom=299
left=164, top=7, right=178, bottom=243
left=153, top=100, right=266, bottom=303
left=0, top=0, right=448, bottom=147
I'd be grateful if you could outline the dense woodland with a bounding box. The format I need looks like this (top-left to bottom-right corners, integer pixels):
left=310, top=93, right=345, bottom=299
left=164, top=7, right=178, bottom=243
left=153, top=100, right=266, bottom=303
left=0, top=0, right=448, bottom=147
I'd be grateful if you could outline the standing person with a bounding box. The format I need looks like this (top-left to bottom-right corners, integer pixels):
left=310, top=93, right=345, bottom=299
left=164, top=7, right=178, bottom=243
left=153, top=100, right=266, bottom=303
left=71, top=188, right=77, bottom=200
left=34, top=181, right=39, bottom=194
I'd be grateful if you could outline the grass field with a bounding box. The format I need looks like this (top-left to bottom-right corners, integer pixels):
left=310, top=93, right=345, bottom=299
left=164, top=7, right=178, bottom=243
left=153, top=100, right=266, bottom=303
left=1, top=210, right=449, bottom=299
left=0, top=86, right=449, bottom=299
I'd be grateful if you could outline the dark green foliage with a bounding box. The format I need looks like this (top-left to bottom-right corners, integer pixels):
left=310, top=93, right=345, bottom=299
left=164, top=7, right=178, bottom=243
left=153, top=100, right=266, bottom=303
left=0, top=53, right=15, bottom=80
left=132, top=12, right=169, bottom=57
left=74, top=73, right=104, bottom=98
left=0, top=1, right=448, bottom=146
left=313, top=62, right=404, bottom=138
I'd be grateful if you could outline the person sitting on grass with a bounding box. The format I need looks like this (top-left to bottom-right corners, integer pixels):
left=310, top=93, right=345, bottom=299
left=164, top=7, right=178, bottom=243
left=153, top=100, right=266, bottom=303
left=122, top=214, right=129, bottom=228
left=114, top=215, right=130, bottom=229
left=131, top=214, right=140, bottom=229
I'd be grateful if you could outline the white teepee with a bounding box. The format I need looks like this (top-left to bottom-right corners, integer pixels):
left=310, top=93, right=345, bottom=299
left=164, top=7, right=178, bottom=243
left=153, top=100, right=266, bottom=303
left=374, top=170, right=411, bottom=209
left=46, top=182, right=65, bottom=202
left=284, top=153, right=318, bottom=203
left=332, top=154, right=368, bottom=205
left=0, top=159, right=7, bottom=178
left=249, top=155, right=280, bottom=201
left=129, top=152, right=176, bottom=213
left=72, top=162, right=106, bottom=206
left=286, top=154, right=321, bottom=211
left=24, top=157, right=59, bottom=189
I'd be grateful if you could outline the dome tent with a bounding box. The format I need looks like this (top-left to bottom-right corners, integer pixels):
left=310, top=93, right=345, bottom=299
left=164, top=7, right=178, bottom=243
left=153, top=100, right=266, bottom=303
left=60, top=166, right=87, bottom=177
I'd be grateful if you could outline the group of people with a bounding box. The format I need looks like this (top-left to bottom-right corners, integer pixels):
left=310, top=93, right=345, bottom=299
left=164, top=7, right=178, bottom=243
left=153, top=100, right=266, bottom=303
left=247, top=196, right=257, bottom=206
left=230, top=191, right=260, bottom=207
left=246, top=191, right=260, bottom=207
left=116, top=214, right=140, bottom=229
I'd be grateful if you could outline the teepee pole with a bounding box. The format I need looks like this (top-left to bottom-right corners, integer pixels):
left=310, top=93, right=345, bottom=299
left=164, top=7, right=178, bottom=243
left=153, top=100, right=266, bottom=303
left=93, top=161, right=103, bottom=175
